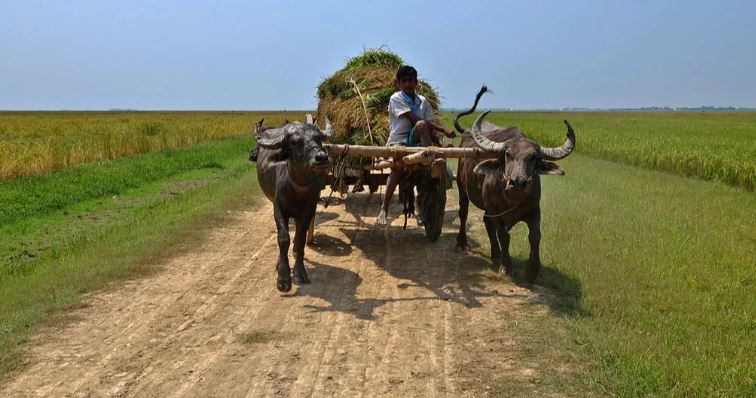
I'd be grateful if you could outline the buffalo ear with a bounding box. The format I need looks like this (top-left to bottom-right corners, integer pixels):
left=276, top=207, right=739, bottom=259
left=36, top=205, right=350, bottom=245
left=537, top=160, right=565, bottom=175
left=473, top=159, right=504, bottom=176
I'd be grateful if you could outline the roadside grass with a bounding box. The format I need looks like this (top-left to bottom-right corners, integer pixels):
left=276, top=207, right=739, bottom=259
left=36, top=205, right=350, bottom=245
left=465, top=152, right=754, bottom=396
left=442, top=111, right=756, bottom=191
left=0, top=111, right=305, bottom=179
left=0, top=135, right=262, bottom=381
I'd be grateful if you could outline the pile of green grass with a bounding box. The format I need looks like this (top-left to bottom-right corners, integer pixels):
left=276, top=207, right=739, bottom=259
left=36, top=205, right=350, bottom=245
left=0, top=134, right=261, bottom=379
left=444, top=111, right=756, bottom=191
left=316, top=48, right=440, bottom=146
left=0, top=111, right=304, bottom=179
left=343, top=47, right=404, bottom=71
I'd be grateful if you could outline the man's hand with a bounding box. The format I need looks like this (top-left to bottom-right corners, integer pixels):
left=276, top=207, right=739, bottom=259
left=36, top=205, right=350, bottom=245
left=443, top=127, right=456, bottom=138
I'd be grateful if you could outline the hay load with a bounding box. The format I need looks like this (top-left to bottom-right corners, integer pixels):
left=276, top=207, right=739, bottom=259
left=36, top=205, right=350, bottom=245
left=315, top=48, right=441, bottom=147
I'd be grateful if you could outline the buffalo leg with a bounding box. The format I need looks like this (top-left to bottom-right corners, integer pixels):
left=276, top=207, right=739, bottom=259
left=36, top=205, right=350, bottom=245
left=483, top=217, right=502, bottom=269
left=274, top=205, right=292, bottom=292
left=306, top=218, right=315, bottom=245
left=455, top=182, right=471, bottom=251
left=495, top=220, right=513, bottom=275
left=292, top=216, right=311, bottom=285
left=523, top=209, right=542, bottom=283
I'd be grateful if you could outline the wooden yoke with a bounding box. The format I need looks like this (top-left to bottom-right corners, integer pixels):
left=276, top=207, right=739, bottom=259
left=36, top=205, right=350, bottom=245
left=322, top=144, right=497, bottom=161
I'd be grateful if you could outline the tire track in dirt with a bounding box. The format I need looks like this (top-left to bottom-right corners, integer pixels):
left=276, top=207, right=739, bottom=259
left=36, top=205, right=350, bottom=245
left=1, top=192, right=574, bottom=397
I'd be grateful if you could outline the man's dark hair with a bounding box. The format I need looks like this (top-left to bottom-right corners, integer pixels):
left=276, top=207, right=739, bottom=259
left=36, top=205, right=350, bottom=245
left=396, top=65, right=418, bottom=81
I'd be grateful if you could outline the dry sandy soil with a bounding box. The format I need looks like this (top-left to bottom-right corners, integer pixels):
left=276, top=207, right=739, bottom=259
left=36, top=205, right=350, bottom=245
left=1, top=192, right=573, bottom=397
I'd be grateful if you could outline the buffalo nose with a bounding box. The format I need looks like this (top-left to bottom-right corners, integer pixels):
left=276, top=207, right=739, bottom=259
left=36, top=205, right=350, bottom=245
left=509, top=177, right=528, bottom=189
left=315, top=152, right=330, bottom=164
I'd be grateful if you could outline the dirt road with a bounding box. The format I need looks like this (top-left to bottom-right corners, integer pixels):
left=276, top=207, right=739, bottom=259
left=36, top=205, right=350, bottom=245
left=2, top=192, right=569, bottom=397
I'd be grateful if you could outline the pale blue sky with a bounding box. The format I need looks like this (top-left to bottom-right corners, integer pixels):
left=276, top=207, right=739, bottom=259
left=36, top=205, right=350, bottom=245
left=1, top=0, right=754, bottom=110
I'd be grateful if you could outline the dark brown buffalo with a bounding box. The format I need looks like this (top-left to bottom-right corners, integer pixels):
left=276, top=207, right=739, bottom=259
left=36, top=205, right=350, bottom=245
left=252, top=119, right=332, bottom=292
left=456, top=107, right=575, bottom=282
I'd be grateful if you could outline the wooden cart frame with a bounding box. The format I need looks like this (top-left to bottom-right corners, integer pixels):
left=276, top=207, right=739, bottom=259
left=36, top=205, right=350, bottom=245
left=303, top=115, right=497, bottom=243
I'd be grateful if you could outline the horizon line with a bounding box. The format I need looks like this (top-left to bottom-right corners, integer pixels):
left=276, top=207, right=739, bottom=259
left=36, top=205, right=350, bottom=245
left=1, top=106, right=755, bottom=113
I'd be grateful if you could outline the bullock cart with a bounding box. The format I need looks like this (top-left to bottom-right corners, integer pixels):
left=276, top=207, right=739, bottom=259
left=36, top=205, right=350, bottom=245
left=316, top=140, right=496, bottom=242
left=249, top=113, right=497, bottom=291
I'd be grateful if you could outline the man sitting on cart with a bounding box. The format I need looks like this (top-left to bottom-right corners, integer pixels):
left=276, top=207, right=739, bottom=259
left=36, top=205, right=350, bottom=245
left=376, top=65, right=455, bottom=225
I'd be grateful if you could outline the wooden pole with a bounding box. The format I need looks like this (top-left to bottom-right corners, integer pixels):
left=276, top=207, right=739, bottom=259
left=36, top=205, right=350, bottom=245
left=322, top=144, right=497, bottom=159
left=402, top=150, right=434, bottom=166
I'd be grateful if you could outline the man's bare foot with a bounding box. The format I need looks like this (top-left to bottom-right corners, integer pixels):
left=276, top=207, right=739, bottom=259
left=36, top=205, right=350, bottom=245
left=376, top=209, right=388, bottom=225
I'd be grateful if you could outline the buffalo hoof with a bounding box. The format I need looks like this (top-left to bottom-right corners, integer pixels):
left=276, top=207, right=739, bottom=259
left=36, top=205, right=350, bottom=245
left=376, top=209, right=388, bottom=225
left=277, top=277, right=292, bottom=292
left=294, top=272, right=310, bottom=285
left=523, top=261, right=540, bottom=283
left=498, top=264, right=514, bottom=276
left=455, top=243, right=471, bottom=252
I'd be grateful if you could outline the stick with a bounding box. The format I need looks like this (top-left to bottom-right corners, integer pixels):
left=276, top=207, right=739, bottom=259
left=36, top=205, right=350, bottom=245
left=402, top=150, right=434, bottom=166
left=349, top=78, right=375, bottom=145
left=323, top=144, right=497, bottom=159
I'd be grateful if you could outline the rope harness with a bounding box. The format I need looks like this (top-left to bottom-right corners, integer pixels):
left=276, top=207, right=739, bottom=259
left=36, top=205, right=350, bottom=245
left=323, top=149, right=349, bottom=208
left=461, top=149, right=529, bottom=220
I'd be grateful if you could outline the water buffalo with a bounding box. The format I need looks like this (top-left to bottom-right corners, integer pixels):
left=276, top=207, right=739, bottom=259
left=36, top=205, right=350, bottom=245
left=456, top=105, right=575, bottom=282
left=253, top=119, right=332, bottom=292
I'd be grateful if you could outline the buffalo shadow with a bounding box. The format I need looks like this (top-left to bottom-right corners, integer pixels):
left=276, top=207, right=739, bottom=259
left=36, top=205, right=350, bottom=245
left=337, top=194, right=508, bottom=310
left=344, top=192, right=587, bottom=317
left=307, top=211, right=353, bottom=257
left=492, top=254, right=585, bottom=317
left=298, top=192, right=585, bottom=320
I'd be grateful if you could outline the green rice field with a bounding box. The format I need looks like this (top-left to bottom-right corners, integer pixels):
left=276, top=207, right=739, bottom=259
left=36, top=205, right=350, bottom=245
left=4, top=111, right=756, bottom=191
left=0, top=111, right=304, bottom=179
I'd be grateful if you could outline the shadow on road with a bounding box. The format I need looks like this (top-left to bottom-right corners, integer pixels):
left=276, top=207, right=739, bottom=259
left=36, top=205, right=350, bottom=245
left=298, top=192, right=586, bottom=320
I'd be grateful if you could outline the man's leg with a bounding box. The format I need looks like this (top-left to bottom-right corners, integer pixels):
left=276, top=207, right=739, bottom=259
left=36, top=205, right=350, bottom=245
left=435, top=131, right=451, bottom=147
left=412, top=120, right=433, bottom=146
left=377, top=165, right=402, bottom=225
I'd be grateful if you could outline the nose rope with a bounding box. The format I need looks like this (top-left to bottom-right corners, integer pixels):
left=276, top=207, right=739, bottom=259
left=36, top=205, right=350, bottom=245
left=463, top=170, right=525, bottom=218
left=483, top=173, right=526, bottom=218
left=483, top=195, right=527, bottom=218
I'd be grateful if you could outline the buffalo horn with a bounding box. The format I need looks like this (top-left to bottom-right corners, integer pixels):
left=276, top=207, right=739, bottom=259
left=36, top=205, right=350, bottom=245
left=537, top=120, right=576, bottom=160
left=470, top=111, right=507, bottom=152
left=254, top=119, right=265, bottom=136
left=257, top=128, right=289, bottom=149
left=322, top=116, right=333, bottom=139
